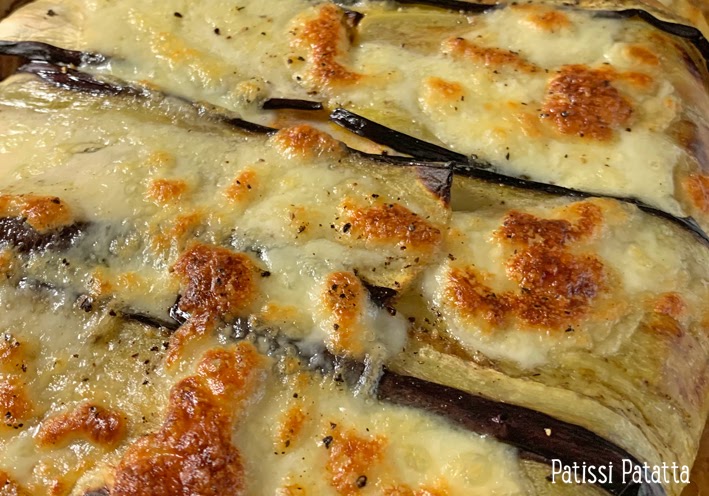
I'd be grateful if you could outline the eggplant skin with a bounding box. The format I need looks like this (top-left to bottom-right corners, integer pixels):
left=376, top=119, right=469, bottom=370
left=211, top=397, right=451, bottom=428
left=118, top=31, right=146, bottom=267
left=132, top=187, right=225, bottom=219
left=373, top=368, right=664, bottom=496
left=0, top=217, right=88, bottom=253
left=0, top=40, right=104, bottom=66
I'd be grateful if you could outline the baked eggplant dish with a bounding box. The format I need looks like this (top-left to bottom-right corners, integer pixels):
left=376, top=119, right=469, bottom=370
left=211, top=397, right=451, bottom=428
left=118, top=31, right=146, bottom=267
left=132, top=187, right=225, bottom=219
left=0, top=0, right=707, bottom=495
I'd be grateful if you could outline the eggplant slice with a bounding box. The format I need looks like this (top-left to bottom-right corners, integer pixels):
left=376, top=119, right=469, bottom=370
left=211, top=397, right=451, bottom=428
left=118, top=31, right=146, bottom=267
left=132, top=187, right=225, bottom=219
left=1, top=0, right=708, bottom=233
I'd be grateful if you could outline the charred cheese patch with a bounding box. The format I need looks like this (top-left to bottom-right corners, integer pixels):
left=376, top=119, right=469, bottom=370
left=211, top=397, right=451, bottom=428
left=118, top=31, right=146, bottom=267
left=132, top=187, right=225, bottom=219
left=0, top=195, right=73, bottom=232
left=497, top=202, right=603, bottom=247
left=167, top=244, right=259, bottom=364
left=344, top=202, right=441, bottom=252
left=0, top=377, right=31, bottom=429
left=541, top=65, right=633, bottom=140
left=326, top=428, right=385, bottom=495
left=37, top=403, right=125, bottom=448
left=111, top=343, right=264, bottom=496
left=505, top=246, right=606, bottom=329
left=146, top=178, right=188, bottom=205
left=172, top=243, right=258, bottom=320
left=291, top=4, right=360, bottom=87
left=323, top=272, right=371, bottom=357
left=442, top=37, right=539, bottom=73
left=272, top=125, right=344, bottom=160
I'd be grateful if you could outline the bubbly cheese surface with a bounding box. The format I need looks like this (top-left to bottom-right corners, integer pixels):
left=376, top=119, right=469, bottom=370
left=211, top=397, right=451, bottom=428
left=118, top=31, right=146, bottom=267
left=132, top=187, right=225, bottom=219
left=2, top=0, right=706, bottom=221
left=0, top=62, right=706, bottom=495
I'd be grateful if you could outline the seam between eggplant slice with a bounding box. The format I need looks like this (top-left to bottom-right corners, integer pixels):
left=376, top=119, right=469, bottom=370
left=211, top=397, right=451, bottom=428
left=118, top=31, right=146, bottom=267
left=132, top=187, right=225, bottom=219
left=6, top=57, right=709, bottom=246
left=227, top=318, right=667, bottom=496
left=332, top=109, right=709, bottom=247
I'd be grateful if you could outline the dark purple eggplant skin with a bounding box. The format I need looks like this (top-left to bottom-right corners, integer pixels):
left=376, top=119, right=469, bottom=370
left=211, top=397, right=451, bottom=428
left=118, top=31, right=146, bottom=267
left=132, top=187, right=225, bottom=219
left=19, top=61, right=137, bottom=96
left=415, top=163, right=453, bottom=204
left=0, top=40, right=105, bottom=66
left=330, top=107, right=468, bottom=162
left=262, top=98, right=323, bottom=111
left=0, top=217, right=88, bottom=253
left=368, top=366, right=665, bottom=496
left=119, top=311, right=180, bottom=332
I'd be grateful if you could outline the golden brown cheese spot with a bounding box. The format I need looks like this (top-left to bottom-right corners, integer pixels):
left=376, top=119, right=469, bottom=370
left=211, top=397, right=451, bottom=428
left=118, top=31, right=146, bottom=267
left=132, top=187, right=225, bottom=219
left=524, top=8, right=571, bottom=32
left=277, top=405, right=307, bottom=449
left=541, top=65, right=633, bottom=140
left=646, top=313, right=684, bottom=338
left=0, top=336, right=25, bottom=374
left=293, top=4, right=361, bottom=86
left=272, top=125, right=344, bottom=160
left=112, top=343, right=263, bottom=496
left=449, top=204, right=608, bottom=331
left=37, top=403, right=125, bottom=447
left=425, top=77, right=464, bottom=102
left=225, top=169, right=258, bottom=203
left=505, top=246, right=605, bottom=328
left=0, top=195, right=73, bottom=232
left=442, top=37, right=539, bottom=73
left=497, top=203, right=602, bottom=247
left=448, top=253, right=605, bottom=331
left=446, top=268, right=512, bottom=329
left=685, top=173, right=709, bottom=213
left=0, top=471, right=30, bottom=496
left=327, top=429, right=385, bottom=495
left=323, top=272, right=368, bottom=356
left=146, top=179, right=188, bottom=205
left=167, top=244, right=259, bottom=365
left=654, top=292, right=687, bottom=320
left=0, top=378, right=31, bottom=428
left=626, top=45, right=661, bottom=66
left=646, top=293, right=688, bottom=338
left=172, top=243, right=258, bottom=320
left=172, top=213, right=203, bottom=240
left=346, top=202, right=441, bottom=251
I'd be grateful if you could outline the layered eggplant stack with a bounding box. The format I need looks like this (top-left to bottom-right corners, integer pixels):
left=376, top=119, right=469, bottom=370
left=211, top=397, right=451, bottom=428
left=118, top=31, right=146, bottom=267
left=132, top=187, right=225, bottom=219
left=0, top=0, right=707, bottom=495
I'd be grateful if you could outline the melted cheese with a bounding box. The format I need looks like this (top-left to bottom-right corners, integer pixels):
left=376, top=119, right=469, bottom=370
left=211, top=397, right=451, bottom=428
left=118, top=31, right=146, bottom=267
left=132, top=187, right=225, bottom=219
left=424, top=194, right=708, bottom=368
left=235, top=372, right=527, bottom=495
left=0, top=48, right=705, bottom=496
left=1, top=0, right=706, bottom=224
left=0, top=75, right=448, bottom=363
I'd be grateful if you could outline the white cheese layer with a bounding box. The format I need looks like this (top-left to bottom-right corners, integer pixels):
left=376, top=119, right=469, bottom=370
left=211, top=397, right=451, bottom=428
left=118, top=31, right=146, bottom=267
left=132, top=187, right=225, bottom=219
left=1, top=0, right=702, bottom=217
